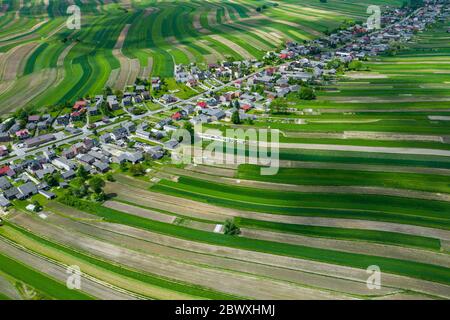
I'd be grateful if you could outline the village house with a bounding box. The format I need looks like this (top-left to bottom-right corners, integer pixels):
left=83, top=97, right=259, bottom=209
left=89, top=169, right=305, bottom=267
left=164, top=139, right=179, bottom=150
left=52, top=158, right=77, bottom=171
left=16, top=129, right=30, bottom=140
left=145, top=146, right=164, bottom=160
left=93, top=160, right=109, bottom=173
left=17, top=182, right=38, bottom=199
left=0, top=177, right=12, bottom=190
left=61, top=170, right=76, bottom=180
left=123, top=122, right=136, bottom=134
left=111, top=127, right=128, bottom=140
left=100, top=133, right=112, bottom=144
left=23, top=134, right=55, bottom=148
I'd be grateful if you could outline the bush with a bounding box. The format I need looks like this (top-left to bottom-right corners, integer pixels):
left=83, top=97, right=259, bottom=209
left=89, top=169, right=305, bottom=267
left=347, top=60, right=364, bottom=71
left=130, top=163, right=145, bottom=176
left=231, top=110, right=241, bottom=124
left=298, top=87, right=316, bottom=100
left=89, top=176, right=105, bottom=194
left=224, top=219, right=241, bottom=236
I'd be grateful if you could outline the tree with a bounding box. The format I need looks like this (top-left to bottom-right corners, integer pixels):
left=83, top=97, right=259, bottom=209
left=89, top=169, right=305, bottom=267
left=76, top=165, right=89, bottom=180
left=91, top=191, right=106, bottom=202
left=32, top=201, right=43, bottom=212
left=88, top=176, right=105, bottom=194
left=231, top=110, right=241, bottom=125
left=129, top=163, right=145, bottom=176
left=298, top=87, right=316, bottom=100
left=120, top=162, right=128, bottom=172
left=270, top=98, right=288, bottom=114
left=70, top=178, right=89, bottom=198
left=183, top=121, right=195, bottom=144
left=347, top=60, right=364, bottom=71
left=105, top=172, right=115, bottom=182
left=44, top=173, right=59, bottom=187
left=224, top=219, right=240, bottom=236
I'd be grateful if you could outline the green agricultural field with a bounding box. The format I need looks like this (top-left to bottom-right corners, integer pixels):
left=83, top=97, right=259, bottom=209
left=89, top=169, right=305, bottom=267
left=1, top=0, right=450, bottom=302
left=0, top=0, right=404, bottom=114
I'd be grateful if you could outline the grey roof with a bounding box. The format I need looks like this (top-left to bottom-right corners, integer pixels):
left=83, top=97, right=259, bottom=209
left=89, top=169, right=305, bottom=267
left=125, top=152, right=143, bottom=163
left=61, top=170, right=76, bottom=180
left=112, top=127, right=128, bottom=138
left=203, top=108, right=225, bottom=119
left=164, top=139, right=179, bottom=150
left=100, top=133, right=111, bottom=141
left=53, top=157, right=77, bottom=170
left=35, top=166, right=56, bottom=180
left=0, top=176, right=11, bottom=190
left=79, top=154, right=95, bottom=164
left=18, top=182, right=38, bottom=197
left=88, top=151, right=108, bottom=162
left=24, top=134, right=55, bottom=147
left=0, top=195, right=10, bottom=207
left=93, top=161, right=109, bottom=172
left=38, top=190, right=56, bottom=199
left=3, top=187, right=18, bottom=199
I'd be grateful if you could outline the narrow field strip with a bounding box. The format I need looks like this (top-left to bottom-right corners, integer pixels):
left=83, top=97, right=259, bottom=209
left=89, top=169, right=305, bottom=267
left=0, top=239, right=136, bottom=300
left=39, top=211, right=389, bottom=297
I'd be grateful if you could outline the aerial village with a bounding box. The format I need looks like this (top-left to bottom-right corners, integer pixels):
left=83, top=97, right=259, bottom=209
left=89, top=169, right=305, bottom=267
left=0, top=1, right=447, bottom=210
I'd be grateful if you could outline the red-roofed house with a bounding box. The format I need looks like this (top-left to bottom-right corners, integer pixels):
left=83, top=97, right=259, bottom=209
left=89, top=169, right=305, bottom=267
left=171, top=112, right=182, bottom=121
left=266, top=67, right=276, bottom=76
left=241, top=104, right=252, bottom=112
left=0, top=166, right=11, bottom=176
left=197, top=101, right=207, bottom=108
left=71, top=110, right=85, bottom=121
left=73, top=101, right=87, bottom=110
left=16, top=129, right=30, bottom=140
